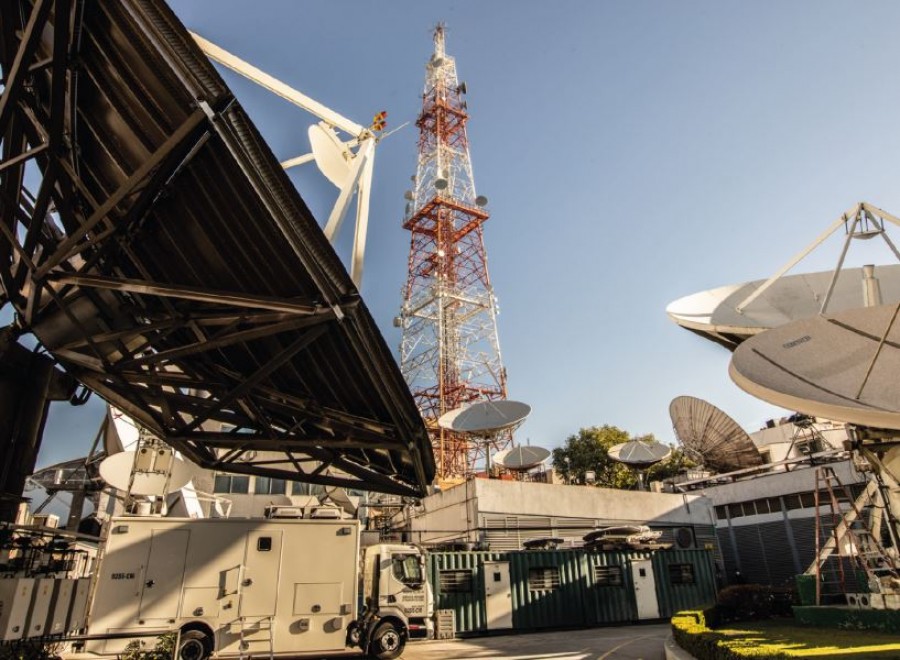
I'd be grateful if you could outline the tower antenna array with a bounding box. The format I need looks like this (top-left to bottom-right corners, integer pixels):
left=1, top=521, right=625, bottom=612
left=398, top=25, right=508, bottom=480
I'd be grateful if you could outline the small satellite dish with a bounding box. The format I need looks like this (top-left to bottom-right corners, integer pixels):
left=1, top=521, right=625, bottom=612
left=308, top=122, right=351, bottom=189
left=669, top=396, right=763, bottom=472
left=494, top=445, right=550, bottom=471
left=475, top=195, right=488, bottom=207
left=607, top=440, right=671, bottom=467
left=99, top=450, right=193, bottom=496
left=434, top=178, right=448, bottom=190
left=730, top=303, right=900, bottom=430
left=438, top=400, right=531, bottom=435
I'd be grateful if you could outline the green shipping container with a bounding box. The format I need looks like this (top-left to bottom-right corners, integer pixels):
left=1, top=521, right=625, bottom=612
left=428, top=548, right=717, bottom=634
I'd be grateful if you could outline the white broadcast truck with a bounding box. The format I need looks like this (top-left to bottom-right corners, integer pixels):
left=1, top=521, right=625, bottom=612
left=85, top=515, right=432, bottom=660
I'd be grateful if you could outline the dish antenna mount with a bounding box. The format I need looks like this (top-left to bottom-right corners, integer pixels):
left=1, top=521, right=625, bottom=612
left=191, top=33, right=399, bottom=287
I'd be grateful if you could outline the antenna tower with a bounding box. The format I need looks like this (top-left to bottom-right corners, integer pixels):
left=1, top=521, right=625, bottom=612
left=399, top=25, right=508, bottom=481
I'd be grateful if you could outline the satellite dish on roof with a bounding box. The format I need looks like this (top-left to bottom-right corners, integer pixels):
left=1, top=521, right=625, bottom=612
left=99, top=450, right=192, bottom=496
left=608, top=440, right=671, bottom=467
left=438, top=400, right=531, bottom=435
left=730, top=303, right=900, bottom=430
left=308, top=122, right=351, bottom=189
left=607, top=440, right=671, bottom=491
left=494, top=445, right=550, bottom=471
left=669, top=396, right=764, bottom=473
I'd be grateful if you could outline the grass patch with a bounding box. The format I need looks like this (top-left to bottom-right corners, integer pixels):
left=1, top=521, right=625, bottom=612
left=723, top=619, right=900, bottom=658
left=674, top=613, right=900, bottom=659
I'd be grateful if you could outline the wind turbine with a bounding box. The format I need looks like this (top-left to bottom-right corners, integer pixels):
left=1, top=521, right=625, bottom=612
left=191, top=33, right=386, bottom=287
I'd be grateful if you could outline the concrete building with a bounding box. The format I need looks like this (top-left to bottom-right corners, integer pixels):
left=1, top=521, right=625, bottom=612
left=400, top=478, right=717, bottom=553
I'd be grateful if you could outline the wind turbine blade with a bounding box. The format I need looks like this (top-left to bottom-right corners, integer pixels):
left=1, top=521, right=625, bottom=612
left=191, top=32, right=367, bottom=137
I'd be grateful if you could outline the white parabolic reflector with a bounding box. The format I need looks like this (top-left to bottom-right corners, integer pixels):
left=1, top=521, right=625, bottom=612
left=667, top=264, right=900, bottom=348
left=494, top=445, right=550, bottom=471
left=99, top=450, right=193, bottom=496
left=607, top=440, right=671, bottom=467
left=308, top=122, right=351, bottom=189
left=438, top=400, right=531, bottom=434
left=730, top=303, right=900, bottom=430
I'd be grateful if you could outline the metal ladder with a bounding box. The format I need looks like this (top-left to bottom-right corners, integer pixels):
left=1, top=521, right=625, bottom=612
left=236, top=615, right=274, bottom=660
left=813, top=467, right=899, bottom=605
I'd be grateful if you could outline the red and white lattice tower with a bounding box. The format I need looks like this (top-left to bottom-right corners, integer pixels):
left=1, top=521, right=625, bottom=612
left=398, top=25, right=508, bottom=481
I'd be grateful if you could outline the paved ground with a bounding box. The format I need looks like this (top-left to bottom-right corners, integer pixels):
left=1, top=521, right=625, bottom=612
left=396, top=624, right=669, bottom=660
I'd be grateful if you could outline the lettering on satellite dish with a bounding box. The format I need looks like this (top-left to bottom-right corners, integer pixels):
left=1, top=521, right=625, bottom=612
left=782, top=335, right=811, bottom=349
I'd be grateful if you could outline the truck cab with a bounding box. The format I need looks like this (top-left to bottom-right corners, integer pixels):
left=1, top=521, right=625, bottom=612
left=357, top=543, right=433, bottom=659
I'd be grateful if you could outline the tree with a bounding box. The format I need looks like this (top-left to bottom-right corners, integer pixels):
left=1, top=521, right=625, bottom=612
left=551, top=425, right=688, bottom=489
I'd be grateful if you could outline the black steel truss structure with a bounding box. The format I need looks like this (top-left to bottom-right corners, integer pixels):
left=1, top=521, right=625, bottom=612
left=0, top=0, right=435, bottom=497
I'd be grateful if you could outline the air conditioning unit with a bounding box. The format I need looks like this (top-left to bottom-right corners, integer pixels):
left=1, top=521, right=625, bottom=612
left=264, top=505, right=303, bottom=519
left=309, top=506, right=342, bottom=519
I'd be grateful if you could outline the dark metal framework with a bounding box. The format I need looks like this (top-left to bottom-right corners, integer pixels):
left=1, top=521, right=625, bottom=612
left=0, top=0, right=434, bottom=497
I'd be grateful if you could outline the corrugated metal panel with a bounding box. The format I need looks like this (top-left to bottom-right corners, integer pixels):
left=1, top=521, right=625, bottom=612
left=651, top=549, right=718, bottom=617
left=429, top=548, right=718, bottom=634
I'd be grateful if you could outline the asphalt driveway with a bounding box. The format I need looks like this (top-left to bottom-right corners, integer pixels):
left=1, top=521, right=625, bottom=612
left=397, top=623, right=670, bottom=659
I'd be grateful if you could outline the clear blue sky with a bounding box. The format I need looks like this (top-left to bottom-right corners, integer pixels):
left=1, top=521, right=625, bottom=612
left=32, top=0, right=900, bottom=469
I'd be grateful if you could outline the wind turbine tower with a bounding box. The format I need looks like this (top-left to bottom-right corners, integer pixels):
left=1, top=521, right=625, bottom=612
left=398, top=25, right=509, bottom=481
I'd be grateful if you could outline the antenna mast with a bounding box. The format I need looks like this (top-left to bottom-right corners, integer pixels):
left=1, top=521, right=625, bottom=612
left=398, top=25, right=509, bottom=482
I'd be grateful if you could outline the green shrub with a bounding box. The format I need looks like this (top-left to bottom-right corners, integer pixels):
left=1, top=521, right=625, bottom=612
left=671, top=609, right=791, bottom=660
left=0, top=641, right=61, bottom=660
left=121, top=632, right=177, bottom=660
left=716, top=585, right=796, bottom=622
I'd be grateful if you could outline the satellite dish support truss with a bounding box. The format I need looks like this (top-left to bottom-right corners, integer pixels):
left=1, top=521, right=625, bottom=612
left=191, top=32, right=377, bottom=287
left=736, top=202, right=900, bottom=314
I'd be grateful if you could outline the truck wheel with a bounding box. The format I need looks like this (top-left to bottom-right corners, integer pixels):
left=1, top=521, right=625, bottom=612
left=179, top=630, right=213, bottom=660
left=371, top=622, right=404, bottom=660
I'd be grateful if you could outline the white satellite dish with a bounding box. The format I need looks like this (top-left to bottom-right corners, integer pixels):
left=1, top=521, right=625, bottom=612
left=99, top=450, right=193, bottom=496
left=667, top=265, right=900, bottom=349
left=668, top=202, right=900, bottom=350
left=493, top=445, right=550, bottom=471
left=608, top=440, right=671, bottom=467
left=438, top=400, right=531, bottom=435
left=308, top=122, right=351, bottom=189
left=730, top=303, right=900, bottom=430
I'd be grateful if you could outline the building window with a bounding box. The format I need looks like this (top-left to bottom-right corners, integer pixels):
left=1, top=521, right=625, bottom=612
left=439, top=569, right=473, bottom=593
left=594, top=565, right=624, bottom=586
left=528, top=567, right=560, bottom=591
left=255, top=477, right=286, bottom=495
left=213, top=473, right=249, bottom=494
left=727, top=503, right=743, bottom=518
left=715, top=506, right=728, bottom=520
left=669, top=563, right=695, bottom=585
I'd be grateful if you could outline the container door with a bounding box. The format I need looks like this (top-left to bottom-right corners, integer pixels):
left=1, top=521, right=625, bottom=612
left=630, top=559, right=660, bottom=619
left=139, top=529, right=190, bottom=619
left=240, top=530, right=283, bottom=617
left=483, top=561, right=512, bottom=630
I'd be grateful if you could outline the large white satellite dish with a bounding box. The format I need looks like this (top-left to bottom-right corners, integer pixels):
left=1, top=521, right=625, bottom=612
left=667, top=264, right=900, bottom=349
left=668, top=202, right=900, bottom=349
left=308, top=122, right=352, bottom=189
left=730, top=303, right=900, bottom=430
left=669, top=396, right=763, bottom=472
left=99, top=450, right=193, bottom=496
left=438, top=400, right=531, bottom=435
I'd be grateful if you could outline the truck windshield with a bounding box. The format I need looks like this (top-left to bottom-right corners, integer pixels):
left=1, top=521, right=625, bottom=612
left=392, top=554, right=423, bottom=587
